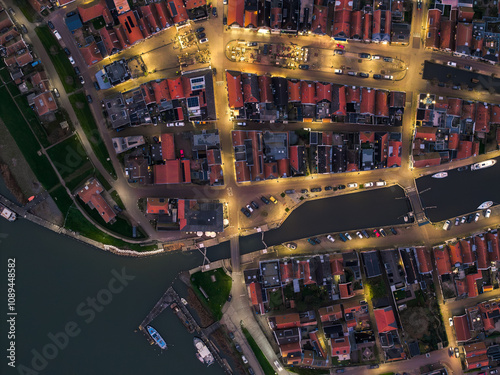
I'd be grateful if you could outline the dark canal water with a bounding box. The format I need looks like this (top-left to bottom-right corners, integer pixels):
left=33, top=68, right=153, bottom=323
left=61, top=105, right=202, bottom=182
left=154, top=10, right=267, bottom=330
left=416, top=156, right=500, bottom=222
left=0, top=178, right=410, bottom=375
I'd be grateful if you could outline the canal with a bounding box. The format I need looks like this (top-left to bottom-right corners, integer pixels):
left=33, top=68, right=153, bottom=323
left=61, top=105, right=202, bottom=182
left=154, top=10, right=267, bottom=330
left=416, top=156, right=500, bottom=222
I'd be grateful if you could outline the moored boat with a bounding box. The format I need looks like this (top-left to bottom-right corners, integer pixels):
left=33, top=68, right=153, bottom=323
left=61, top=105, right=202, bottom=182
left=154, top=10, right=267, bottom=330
left=432, top=172, right=448, bottom=178
left=194, top=337, right=214, bottom=366
left=147, top=326, right=167, bottom=349
left=0, top=203, right=16, bottom=221
left=471, top=159, right=496, bottom=171
left=181, top=298, right=188, bottom=306
left=478, top=201, right=494, bottom=210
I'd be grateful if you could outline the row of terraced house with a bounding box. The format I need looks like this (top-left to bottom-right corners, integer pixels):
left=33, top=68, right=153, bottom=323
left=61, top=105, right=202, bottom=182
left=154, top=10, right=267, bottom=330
left=227, top=0, right=412, bottom=45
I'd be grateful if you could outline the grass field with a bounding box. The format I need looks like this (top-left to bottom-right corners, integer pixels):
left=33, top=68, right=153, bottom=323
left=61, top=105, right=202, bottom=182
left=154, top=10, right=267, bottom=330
left=69, top=93, right=116, bottom=178
left=50, top=185, right=74, bottom=218
left=65, top=168, right=94, bottom=192
left=0, top=86, right=59, bottom=190
left=47, top=135, right=91, bottom=178
left=110, top=190, right=124, bottom=208
left=191, top=269, right=232, bottom=320
left=14, top=96, right=50, bottom=148
left=241, top=327, right=275, bottom=375
left=35, top=26, right=80, bottom=93
left=13, top=0, right=39, bottom=22
left=0, top=67, right=11, bottom=83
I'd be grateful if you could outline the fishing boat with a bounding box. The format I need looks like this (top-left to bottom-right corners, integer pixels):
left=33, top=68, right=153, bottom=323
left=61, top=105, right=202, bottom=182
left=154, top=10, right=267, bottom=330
left=478, top=201, right=494, bottom=210
left=147, top=326, right=167, bottom=349
left=194, top=337, right=214, bottom=366
left=0, top=203, right=16, bottom=221
left=471, top=159, right=496, bottom=171
left=432, top=172, right=448, bottom=178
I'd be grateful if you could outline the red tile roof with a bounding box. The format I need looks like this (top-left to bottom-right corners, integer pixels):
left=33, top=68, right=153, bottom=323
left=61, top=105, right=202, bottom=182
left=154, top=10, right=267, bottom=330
left=448, top=242, right=463, bottom=265
left=273, top=313, right=301, bottom=329
left=167, top=0, right=188, bottom=24
left=350, top=10, right=362, bottom=39
left=360, top=131, right=375, bottom=143
left=333, top=9, right=351, bottom=38
left=466, top=271, right=482, bottom=298
left=288, top=80, right=301, bottom=102
left=447, top=98, right=462, bottom=116
left=439, top=20, right=454, bottom=50
left=301, top=81, right=316, bottom=105
left=427, top=9, right=441, bottom=31
left=277, top=158, right=289, bottom=177
left=415, top=127, right=437, bottom=141
left=457, top=140, right=473, bottom=160
left=264, top=162, right=278, bottom=179
left=318, top=304, right=342, bottom=322
left=475, top=103, right=490, bottom=133
left=244, top=9, right=258, bottom=28
left=433, top=246, right=452, bottom=276
left=154, top=159, right=185, bottom=184
left=301, top=260, right=315, bottom=285
left=99, top=27, right=122, bottom=55
left=388, top=140, right=402, bottom=167
left=270, top=5, right=282, bottom=29
left=114, top=25, right=130, bottom=49
left=114, top=0, right=130, bottom=14
left=330, top=257, right=344, bottom=275
left=333, top=85, right=347, bottom=116
left=376, top=90, right=389, bottom=117
left=161, top=133, right=175, bottom=161
left=248, top=281, right=263, bottom=308
left=374, top=306, right=397, bottom=333
left=458, top=6, right=474, bottom=22
left=228, top=0, right=244, bottom=27
left=466, top=354, right=489, bottom=370
left=360, top=87, right=375, bottom=115
left=146, top=198, right=169, bottom=214
left=33, top=91, right=57, bottom=116
left=78, top=0, right=112, bottom=23
left=280, top=261, right=293, bottom=284
left=167, top=77, right=184, bottom=100
left=184, top=0, right=206, bottom=10
left=453, top=314, right=471, bottom=342
left=234, top=160, right=250, bottom=182
left=456, top=22, right=473, bottom=52
left=289, top=145, right=301, bottom=172
left=415, top=247, right=432, bottom=274
left=316, top=82, right=331, bottom=103
left=118, top=12, right=144, bottom=45
left=460, top=239, right=475, bottom=264
left=140, top=5, right=161, bottom=33
left=413, top=153, right=441, bottom=168
left=80, top=42, right=103, bottom=66
left=331, top=337, right=350, bottom=358
left=152, top=80, right=170, bottom=102
left=311, top=2, right=328, bottom=34
left=363, top=13, right=372, bottom=41
left=448, top=133, right=459, bottom=150
left=346, top=86, right=360, bottom=103
left=155, top=2, right=172, bottom=28
left=487, top=232, right=500, bottom=262
left=77, top=178, right=116, bottom=223
left=475, top=235, right=489, bottom=270
left=258, top=75, right=272, bottom=103
left=372, top=9, right=381, bottom=35
left=479, top=302, right=500, bottom=331
left=339, top=282, right=354, bottom=299
left=491, top=104, right=500, bottom=124
left=226, top=71, right=243, bottom=108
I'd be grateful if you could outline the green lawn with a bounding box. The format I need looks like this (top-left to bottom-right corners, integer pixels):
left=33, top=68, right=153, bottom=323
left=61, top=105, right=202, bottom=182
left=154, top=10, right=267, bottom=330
left=92, top=16, right=106, bottom=29
left=35, top=26, right=80, bottom=93
left=241, top=327, right=275, bottom=375
left=14, top=96, right=50, bottom=148
left=13, top=0, right=40, bottom=22
left=110, top=190, right=124, bottom=208
left=47, top=135, right=91, bottom=178
left=190, top=269, right=232, bottom=320
left=289, top=368, right=329, bottom=375
left=0, top=86, right=59, bottom=190
left=51, top=185, right=74, bottom=217
left=69, top=93, right=116, bottom=178
left=365, top=276, right=389, bottom=300
left=65, top=168, right=94, bottom=192
left=0, top=67, right=11, bottom=83
left=269, top=289, right=283, bottom=310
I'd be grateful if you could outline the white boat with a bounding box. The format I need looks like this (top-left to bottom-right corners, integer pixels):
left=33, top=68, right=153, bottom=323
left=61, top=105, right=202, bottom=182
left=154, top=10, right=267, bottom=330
left=432, top=172, right=448, bottom=178
left=181, top=298, right=188, bottom=306
left=471, top=159, right=497, bottom=171
left=194, top=337, right=214, bottom=366
left=478, top=201, right=494, bottom=210
left=0, top=203, right=16, bottom=221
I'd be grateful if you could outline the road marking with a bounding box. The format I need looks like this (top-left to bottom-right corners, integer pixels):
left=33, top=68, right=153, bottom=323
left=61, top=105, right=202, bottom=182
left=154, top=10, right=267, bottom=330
left=227, top=187, right=233, bottom=196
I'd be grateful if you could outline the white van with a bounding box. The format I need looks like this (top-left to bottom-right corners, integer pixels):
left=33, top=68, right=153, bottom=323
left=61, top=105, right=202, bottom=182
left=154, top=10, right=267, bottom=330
left=442, top=220, right=451, bottom=230
left=376, top=181, right=386, bottom=186
left=53, top=30, right=62, bottom=40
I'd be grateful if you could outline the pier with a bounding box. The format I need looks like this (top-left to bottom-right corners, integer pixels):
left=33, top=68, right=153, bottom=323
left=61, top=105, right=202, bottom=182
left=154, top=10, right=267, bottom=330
left=139, top=286, right=232, bottom=374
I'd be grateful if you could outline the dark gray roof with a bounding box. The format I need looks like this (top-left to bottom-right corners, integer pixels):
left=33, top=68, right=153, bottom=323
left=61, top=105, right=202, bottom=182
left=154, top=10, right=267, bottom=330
left=362, top=251, right=381, bottom=278
left=274, top=328, right=300, bottom=345
left=182, top=201, right=224, bottom=232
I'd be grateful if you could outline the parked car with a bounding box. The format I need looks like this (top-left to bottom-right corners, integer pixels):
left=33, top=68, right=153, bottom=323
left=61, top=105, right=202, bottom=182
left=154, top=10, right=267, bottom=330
left=246, top=204, right=253, bottom=213
left=327, top=235, right=335, bottom=243
left=228, top=332, right=235, bottom=340
left=390, top=227, right=398, bottom=235
left=359, top=53, right=371, bottom=59
left=379, top=228, right=387, bottom=237
left=79, top=76, right=85, bottom=84
left=299, top=64, right=309, bottom=70
left=362, top=230, right=370, bottom=238
left=373, top=229, right=381, bottom=237
left=74, top=66, right=80, bottom=74
left=311, top=187, right=321, bottom=192
left=325, top=186, right=333, bottom=191
left=464, top=65, right=472, bottom=71
left=20, top=24, right=28, bottom=34
left=356, top=231, right=363, bottom=239
left=345, top=233, right=353, bottom=241
left=485, top=209, right=492, bottom=218
left=443, top=220, right=451, bottom=230
left=69, top=56, right=76, bottom=65
left=337, top=184, right=346, bottom=190
left=269, top=196, right=278, bottom=204
left=417, top=0, right=422, bottom=9
left=53, top=30, right=62, bottom=40
left=86, top=94, right=92, bottom=103
left=235, top=343, right=243, bottom=352
left=63, top=47, right=71, bottom=55
left=286, top=243, right=297, bottom=249
left=48, top=21, right=55, bottom=29
left=212, top=7, right=217, bottom=17
left=338, top=233, right=347, bottom=242
left=474, top=212, right=480, bottom=222
left=457, top=166, right=468, bottom=171
left=336, top=44, right=345, bottom=49
left=449, top=317, right=454, bottom=326
left=334, top=49, right=344, bottom=55
left=347, top=182, right=358, bottom=188
left=461, top=216, right=467, bottom=224
left=383, top=57, right=393, bottom=62
left=199, top=38, right=208, bottom=44
left=373, top=74, right=382, bottom=79
left=241, top=207, right=251, bottom=217
left=197, top=33, right=206, bottom=39
left=384, top=75, right=394, bottom=80
left=447, top=61, right=457, bottom=67
left=248, top=368, right=255, bottom=375
left=227, top=294, right=232, bottom=302
left=301, top=189, right=308, bottom=193
left=334, top=69, right=343, bottom=74
left=274, top=360, right=283, bottom=371
left=195, top=27, right=205, bottom=33
left=250, top=201, right=259, bottom=209
left=347, top=71, right=356, bottom=76
left=307, top=238, right=318, bottom=245
left=358, top=72, right=369, bottom=78
left=53, top=88, right=60, bottom=98
left=247, top=41, right=258, bottom=46
left=455, top=217, right=460, bottom=226
left=376, top=181, right=386, bottom=186
left=336, top=370, right=345, bottom=374
left=261, top=196, right=270, bottom=205
left=93, top=81, right=100, bottom=90
left=372, top=55, right=382, bottom=60
left=490, top=370, right=498, bottom=374
left=467, top=214, right=475, bottom=223
left=455, top=347, right=459, bottom=357
left=368, top=364, right=379, bottom=369
left=364, top=182, right=374, bottom=188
